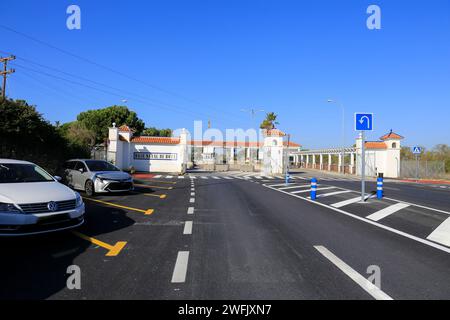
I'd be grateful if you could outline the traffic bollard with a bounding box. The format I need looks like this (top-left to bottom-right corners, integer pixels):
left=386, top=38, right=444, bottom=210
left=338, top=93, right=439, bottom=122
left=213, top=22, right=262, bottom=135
left=377, top=177, right=383, bottom=199
left=285, top=173, right=291, bottom=185
left=311, top=178, right=318, bottom=200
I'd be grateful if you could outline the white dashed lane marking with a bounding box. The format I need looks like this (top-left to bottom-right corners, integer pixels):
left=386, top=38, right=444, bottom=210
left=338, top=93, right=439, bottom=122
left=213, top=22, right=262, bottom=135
left=171, top=251, right=190, bottom=283
left=183, top=221, right=193, bottom=235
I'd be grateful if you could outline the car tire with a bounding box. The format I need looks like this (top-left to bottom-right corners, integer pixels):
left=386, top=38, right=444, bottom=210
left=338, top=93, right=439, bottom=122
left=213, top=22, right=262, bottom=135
left=85, top=180, right=95, bottom=197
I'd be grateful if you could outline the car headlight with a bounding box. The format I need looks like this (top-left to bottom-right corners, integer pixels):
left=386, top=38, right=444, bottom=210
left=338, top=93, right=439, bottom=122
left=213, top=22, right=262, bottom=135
left=75, top=192, right=83, bottom=208
left=0, top=202, right=22, bottom=213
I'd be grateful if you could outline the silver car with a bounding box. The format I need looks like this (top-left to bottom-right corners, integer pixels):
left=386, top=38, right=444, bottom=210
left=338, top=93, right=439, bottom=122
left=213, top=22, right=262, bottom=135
left=0, top=159, right=85, bottom=236
left=64, top=160, right=134, bottom=196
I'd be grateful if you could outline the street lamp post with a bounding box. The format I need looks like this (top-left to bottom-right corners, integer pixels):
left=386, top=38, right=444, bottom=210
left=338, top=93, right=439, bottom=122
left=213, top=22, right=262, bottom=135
left=327, top=99, right=346, bottom=174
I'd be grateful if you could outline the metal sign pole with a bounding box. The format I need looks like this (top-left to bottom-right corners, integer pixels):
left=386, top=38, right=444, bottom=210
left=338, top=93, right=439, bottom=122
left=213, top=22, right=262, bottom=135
left=416, top=154, right=419, bottom=180
left=361, top=131, right=366, bottom=202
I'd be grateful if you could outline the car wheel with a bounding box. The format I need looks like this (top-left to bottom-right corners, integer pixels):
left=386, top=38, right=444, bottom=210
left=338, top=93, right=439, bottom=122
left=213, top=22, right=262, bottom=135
left=85, top=180, right=95, bottom=197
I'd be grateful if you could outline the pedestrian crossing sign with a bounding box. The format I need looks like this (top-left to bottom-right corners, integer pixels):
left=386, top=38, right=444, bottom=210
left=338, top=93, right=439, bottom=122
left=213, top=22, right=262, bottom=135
left=412, top=146, right=422, bottom=155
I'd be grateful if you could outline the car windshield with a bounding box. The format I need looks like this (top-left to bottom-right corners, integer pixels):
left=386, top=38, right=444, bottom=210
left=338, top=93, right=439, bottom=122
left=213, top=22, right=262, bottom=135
left=85, top=160, right=120, bottom=172
left=0, top=164, right=55, bottom=183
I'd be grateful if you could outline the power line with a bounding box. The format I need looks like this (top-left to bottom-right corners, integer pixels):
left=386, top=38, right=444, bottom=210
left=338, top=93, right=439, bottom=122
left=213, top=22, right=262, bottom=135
left=0, top=24, right=245, bottom=120
left=1, top=49, right=249, bottom=127
left=13, top=63, right=234, bottom=125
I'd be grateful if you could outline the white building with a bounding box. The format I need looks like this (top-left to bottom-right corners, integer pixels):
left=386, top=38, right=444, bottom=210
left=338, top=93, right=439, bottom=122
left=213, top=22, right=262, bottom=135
left=107, top=125, right=300, bottom=175
left=356, top=131, right=404, bottom=178
left=292, top=130, right=404, bottom=178
left=108, top=125, right=189, bottom=174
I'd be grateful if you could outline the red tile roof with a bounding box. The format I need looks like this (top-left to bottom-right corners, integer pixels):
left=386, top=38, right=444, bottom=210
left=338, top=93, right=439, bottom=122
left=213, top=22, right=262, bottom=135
left=118, top=125, right=132, bottom=132
left=190, top=141, right=261, bottom=148
left=189, top=140, right=300, bottom=148
left=380, top=131, right=404, bottom=140
left=131, top=137, right=181, bottom=145
left=365, top=142, right=387, bottom=149
left=263, top=129, right=286, bottom=137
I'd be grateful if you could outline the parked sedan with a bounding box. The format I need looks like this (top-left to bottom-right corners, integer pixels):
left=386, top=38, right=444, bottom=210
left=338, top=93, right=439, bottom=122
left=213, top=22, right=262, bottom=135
left=0, top=159, right=85, bottom=236
left=64, top=159, right=133, bottom=196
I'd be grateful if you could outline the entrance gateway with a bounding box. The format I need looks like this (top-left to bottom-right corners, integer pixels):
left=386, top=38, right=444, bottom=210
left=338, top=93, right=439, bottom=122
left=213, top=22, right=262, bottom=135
left=107, top=125, right=301, bottom=175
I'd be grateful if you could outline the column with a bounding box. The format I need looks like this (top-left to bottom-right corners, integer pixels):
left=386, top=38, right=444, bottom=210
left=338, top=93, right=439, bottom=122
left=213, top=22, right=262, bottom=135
left=306, top=155, right=310, bottom=168
left=338, top=153, right=343, bottom=173
left=328, top=154, right=332, bottom=171
left=320, top=154, right=323, bottom=171
left=312, top=154, right=316, bottom=169
left=350, top=153, right=355, bottom=174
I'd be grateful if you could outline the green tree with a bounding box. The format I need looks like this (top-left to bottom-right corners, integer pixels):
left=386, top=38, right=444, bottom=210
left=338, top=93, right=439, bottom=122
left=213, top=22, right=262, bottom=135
left=77, top=105, right=145, bottom=144
left=142, top=127, right=173, bottom=137
left=0, top=99, right=89, bottom=174
left=260, top=112, right=279, bottom=130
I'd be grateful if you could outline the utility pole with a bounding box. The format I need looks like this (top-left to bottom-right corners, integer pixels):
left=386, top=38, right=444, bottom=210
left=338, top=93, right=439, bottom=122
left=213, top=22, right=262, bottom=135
left=1, top=55, right=16, bottom=100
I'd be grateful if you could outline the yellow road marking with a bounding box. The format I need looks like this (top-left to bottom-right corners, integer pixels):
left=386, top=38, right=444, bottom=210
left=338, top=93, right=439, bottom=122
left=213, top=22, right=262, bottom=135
left=72, top=231, right=127, bottom=257
left=135, top=184, right=173, bottom=190
left=130, top=191, right=167, bottom=199
left=144, top=193, right=167, bottom=199
left=83, top=197, right=154, bottom=215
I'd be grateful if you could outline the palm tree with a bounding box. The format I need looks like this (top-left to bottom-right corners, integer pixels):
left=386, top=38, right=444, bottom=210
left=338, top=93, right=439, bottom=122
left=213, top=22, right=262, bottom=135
left=260, top=112, right=279, bottom=130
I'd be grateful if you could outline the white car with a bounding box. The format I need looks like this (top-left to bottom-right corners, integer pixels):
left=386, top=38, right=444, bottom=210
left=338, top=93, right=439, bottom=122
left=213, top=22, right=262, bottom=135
left=0, top=159, right=85, bottom=237
left=64, top=159, right=134, bottom=196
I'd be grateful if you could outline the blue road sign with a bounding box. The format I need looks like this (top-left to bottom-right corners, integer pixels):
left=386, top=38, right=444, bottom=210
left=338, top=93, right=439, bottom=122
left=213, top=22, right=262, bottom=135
left=412, top=146, right=422, bottom=154
left=355, top=113, right=374, bottom=131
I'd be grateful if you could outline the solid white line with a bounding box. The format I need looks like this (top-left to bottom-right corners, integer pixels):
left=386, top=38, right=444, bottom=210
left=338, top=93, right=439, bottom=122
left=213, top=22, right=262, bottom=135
left=427, top=217, right=450, bottom=247
left=187, top=207, right=194, bottom=215
left=316, top=190, right=353, bottom=198
left=366, top=203, right=410, bottom=222
left=190, top=198, right=195, bottom=203
left=183, top=221, right=193, bottom=235
left=314, top=246, right=393, bottom=300
left=279, top=184, right=311, bottom=190
left=268, top=183, right=297, bottom=188
left=331, top=195, right=375, bottom=208
left=292, top=187, right=335, bottom=194
left=171, top=251, right=189, bottom=283
left=154, top=175, right=162, bottom=179
left=264, top=184, right=450, bottom=254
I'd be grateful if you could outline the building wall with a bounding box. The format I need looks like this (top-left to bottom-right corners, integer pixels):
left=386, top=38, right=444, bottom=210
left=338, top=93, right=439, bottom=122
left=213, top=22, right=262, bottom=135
left=131, top=143, right=184, bottom=173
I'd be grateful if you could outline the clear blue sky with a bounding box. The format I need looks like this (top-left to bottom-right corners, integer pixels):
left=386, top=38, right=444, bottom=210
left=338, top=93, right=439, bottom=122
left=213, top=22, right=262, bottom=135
left=1, top=0, right=449, bottom=149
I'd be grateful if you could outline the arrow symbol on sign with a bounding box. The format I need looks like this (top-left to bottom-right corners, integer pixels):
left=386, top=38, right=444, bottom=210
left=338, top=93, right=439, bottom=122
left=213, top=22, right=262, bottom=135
left=359, top=116, right=371, bottom=128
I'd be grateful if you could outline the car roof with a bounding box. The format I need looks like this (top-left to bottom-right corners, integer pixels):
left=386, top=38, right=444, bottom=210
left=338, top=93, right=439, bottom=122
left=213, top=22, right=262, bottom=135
left=0, top=159, right=34, bottom=165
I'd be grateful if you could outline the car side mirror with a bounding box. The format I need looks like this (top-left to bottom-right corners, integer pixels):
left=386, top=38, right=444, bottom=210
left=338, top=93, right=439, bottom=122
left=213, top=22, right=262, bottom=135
left=54, top=176, right=62, bottom=182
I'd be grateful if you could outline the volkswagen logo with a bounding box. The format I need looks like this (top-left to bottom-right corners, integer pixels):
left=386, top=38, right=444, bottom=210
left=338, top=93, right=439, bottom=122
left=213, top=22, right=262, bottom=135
left=47, top=201, right=58, bottom=212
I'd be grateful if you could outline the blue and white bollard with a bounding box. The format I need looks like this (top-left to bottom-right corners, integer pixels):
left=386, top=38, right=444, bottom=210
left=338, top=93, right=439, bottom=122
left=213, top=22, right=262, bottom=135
left=311, top=178, right=318, bottom=200
left=285, top=173, right=291, bottom=185
left=377, top=177, right=384, bottom=199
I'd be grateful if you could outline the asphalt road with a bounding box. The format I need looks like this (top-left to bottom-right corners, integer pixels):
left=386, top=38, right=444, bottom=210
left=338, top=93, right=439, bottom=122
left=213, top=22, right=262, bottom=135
left=1, top=172, right=450, bottom=300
